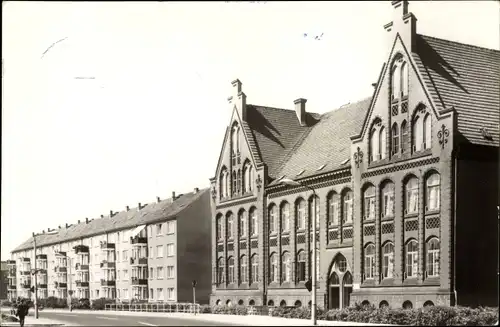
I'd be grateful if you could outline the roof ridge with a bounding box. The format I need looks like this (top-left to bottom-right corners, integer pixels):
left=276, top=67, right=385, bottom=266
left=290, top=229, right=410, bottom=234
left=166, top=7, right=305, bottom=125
left=248, top=103, right=320, bottom=116
left=418, top=33, right=500, bottom=53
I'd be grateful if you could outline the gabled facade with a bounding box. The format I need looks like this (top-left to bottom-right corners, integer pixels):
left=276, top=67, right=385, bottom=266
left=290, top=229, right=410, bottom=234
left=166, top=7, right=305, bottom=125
left=210, top=0, right=499, bottom=309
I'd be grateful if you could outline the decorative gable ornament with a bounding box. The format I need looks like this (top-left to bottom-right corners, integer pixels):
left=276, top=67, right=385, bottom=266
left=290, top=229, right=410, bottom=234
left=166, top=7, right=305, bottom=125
left=437, top=124, right=450, bottom=149
left=353, top=147, right=363, bottom=168
left=256, top=175, right=263, bottom=192
left=211, top=186, right=217, bottom=201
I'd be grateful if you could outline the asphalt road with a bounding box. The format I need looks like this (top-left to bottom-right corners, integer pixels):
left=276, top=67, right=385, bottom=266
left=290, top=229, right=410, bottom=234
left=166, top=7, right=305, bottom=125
left=38, top=311, right=235, bottom=326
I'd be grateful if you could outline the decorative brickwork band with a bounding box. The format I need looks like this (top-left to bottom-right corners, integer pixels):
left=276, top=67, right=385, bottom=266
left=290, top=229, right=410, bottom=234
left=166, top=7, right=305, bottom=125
left=437, top=124, right=449, bottom=149
left=354, top=147, right=363, bottom=168
left=361, top=157, right=439, bottom=178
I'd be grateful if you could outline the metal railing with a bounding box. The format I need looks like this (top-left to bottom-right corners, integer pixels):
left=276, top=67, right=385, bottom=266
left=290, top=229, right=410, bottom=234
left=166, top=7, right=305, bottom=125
left=105, top=302, right=201, bottom=314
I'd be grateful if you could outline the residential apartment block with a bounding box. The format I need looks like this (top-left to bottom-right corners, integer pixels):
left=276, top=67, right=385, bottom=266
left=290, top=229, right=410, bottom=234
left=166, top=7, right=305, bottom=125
left=8, top=188, right=212, bottom=304
left=209, top=1, right=499, bottom=310
left=1, top=261, right=8, bottom=300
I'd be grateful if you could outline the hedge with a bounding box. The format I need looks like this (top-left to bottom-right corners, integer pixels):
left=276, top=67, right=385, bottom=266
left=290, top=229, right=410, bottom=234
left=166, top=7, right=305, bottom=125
left=201, top=303, right=499, bottom=326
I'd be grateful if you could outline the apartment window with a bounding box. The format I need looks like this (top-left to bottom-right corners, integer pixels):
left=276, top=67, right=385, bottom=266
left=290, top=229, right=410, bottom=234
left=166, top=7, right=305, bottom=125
left=167, top=266, right=175, bottom=279
left=296, top=199, right=306, bottom=230
left=426, top=173, right=440, bottom=211
left=166, top=243, right=174, bottom=257
left=250, top=254, right=259, bottom=283
left=149, top=267, right=154, bottom=280
left=117, top=289, right=121, bottom=298
left=269, top=253, right=278, bottom=283
left=156, top=224, right=163, bottom=236
left=156, top=245, right=164, bottom=258
left=227, top=213, right=234, bottom=239
left=281, top=252, right=291, bottom=283
left=227, top=256, right=235, bottom=284
left=405, top=240, right=419, bottom=278
left=381, top=182, right=395, bottom=218
left=148, top=226, right=152, bottom=238
left=405, top=177, right=419, bottom=214
left=363, top=185, right=376, bottom=220
left=364, top=244, right=375, bottom=280
left=382, top=242, right=394, bottom=279
left=239, top=255, right=247, bottom=283
left=149, top=247, right=153, bottom=258
left=166, top=221, right=175, bottom=234
left=238, top=210, right=247, bottom=238
left=167, top=288, right=175, bottom=301
left=281, top=202, right=290, bottom=232
left=150, top=288, right=154, bottom=300
left=123, top=270, right=128, bottom=280
left=327, top=193, right=340, bottom=226
left=401, top=120, right=408, bottom=153
left=426, top=238, right=440, bottom=277
left=157, top=267, right=164, bottom=279
left=216, top=257, right=225, bottom=285
left=343, top=190, right=353, bottom=223
left=392, top=123, right=399, bottom=154
left=249, top=208, right=258, bottom=236
left=268, top=204, right=277, bottom=234
left=123, top=289, right=128, bottom=299
left=122, top=250, right=128, bottom=262
left=157, top=288, right=164, bottom=301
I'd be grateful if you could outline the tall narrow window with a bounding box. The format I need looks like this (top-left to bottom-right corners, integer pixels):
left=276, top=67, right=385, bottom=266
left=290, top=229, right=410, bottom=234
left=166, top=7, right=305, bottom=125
left=248, top=166, right=253, bottom=191
left=268, top=205, right=277, bottom=234
left=405, top=240, right=418, bottom=278
left=382, top=242, right=394, bottom=278
left=281, top=252, right=291, bottom=282
left=380, top=126, right=387, bottom=160
left=296, top=251, right=306, bottom=282
left=269, top=253, right=278, bottom=283
left=227, top=213, right=234, bottom=239
left=391, top=64, right=400, bottom=100
left=327, top=193, right=340, bottom=226
left=343, top=191, right=353, bottom=224
left=240, top=255, right=247, bottom=283
left=217, top=257, right=224, bottom=285
left=401, top=62, right=408, bottom=97
left=296, top=200, right=306, bottom=230
left=370, top=128, right=379, bottom=162
left=250, top=254, right=259, bottom=283
left=239, top=210, right=247, bottom=238
left=219, top=168, right=227, bottom=200
left=225, top=171, right=230, bottom=198
left=237, top=169, right=242, bottom=194
left=413, top=116, right=423, bottom=152
left=243, top=165, right=248, bottom=193
left=426, top=238, right=440, bottom=277
left=392, top=123, right=399, bottom=154
left=216, top=215, right=223, bottom=241
left=423, top=114, right=432, bottom=149
left=363, top=186, right=376, bottom=220
left=281, top=202, right=290, bottom=232
left=227, top=257, right=235, bottom=284
left=231, top=124, right=239, bottom=155
left=401, top=120, right=408, bottom=154
left=405, top=177, right=419, bottom=214
left=249, top=208, right=258, bottom=236
left=426, top=173, right=441, bottom=211
left=381, top=182, right=395, bottom=217
left=364, top=244, right=375, bottom=279
left=232, top=171, right=237, bottom=195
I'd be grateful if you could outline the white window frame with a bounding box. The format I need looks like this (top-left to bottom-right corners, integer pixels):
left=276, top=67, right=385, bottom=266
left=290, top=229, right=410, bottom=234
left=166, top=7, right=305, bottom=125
left=382, top=242, right=394, bottom=279
left=364, top=244, right=375, bottom=280
left=405, top=240, right=419, bottom=278
left=156, top=245, right=164, bottom=258
left=166, top=243, right=174, bottom=257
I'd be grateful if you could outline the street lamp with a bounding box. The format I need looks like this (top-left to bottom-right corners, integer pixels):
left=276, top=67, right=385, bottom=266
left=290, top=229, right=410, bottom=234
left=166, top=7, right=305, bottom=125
left=278, top=177, right=318, bottom=326
left=32, top=229, right=59, bottom=319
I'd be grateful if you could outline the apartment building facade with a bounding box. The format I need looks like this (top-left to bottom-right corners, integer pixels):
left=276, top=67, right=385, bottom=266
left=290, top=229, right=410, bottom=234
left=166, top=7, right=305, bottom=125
left=210, top=1, right=499, bottom=309
left=9, top=188, right=212, bottom=304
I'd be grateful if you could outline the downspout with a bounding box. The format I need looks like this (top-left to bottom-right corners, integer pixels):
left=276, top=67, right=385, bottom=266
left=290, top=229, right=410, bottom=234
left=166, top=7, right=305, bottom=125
left=453, top=148, right=458, bottom=306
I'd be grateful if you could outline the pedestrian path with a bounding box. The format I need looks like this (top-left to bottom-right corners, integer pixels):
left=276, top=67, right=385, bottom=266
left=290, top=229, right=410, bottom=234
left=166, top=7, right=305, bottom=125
left=1, top=314, right=65, bottom=326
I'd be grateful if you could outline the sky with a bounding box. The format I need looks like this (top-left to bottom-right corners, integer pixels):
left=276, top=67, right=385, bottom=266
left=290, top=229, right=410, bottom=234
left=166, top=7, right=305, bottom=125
left=2, top=1, right=499, bottom=259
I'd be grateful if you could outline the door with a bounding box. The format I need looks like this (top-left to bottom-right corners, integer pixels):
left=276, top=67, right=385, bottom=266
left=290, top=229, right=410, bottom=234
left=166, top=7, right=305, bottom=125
left=328, top=272, right=340, bottom=309
left=342, top=272, right=353, bottom=308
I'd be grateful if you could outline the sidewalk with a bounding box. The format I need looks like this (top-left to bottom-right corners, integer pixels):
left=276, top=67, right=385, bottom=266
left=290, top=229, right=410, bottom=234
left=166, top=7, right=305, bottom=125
left=1, top=314, right=65, bottom=327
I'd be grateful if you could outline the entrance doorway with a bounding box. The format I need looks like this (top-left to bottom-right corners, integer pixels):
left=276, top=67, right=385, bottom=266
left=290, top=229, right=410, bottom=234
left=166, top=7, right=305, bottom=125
left=327, top=254, right=352, bottom=310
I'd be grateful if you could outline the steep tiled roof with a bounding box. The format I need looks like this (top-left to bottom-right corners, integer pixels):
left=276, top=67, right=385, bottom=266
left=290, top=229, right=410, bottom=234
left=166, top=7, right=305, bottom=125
left=246, top=105, right=320, bottom=179
left=413, top=34, right=500, bottom=146
left=271, top=98, right=371, bottom=184
left=11, top=188, right=209, bottom=253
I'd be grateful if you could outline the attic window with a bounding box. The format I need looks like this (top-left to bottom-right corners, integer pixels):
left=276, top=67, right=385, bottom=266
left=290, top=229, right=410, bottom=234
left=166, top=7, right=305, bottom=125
left=481, top=127, right=493, bottom=141
left=316, top=164, right=326, bottom=171
left=296, top=170, right=305, bottom=177
left=341, top=158, right=350, bottom=165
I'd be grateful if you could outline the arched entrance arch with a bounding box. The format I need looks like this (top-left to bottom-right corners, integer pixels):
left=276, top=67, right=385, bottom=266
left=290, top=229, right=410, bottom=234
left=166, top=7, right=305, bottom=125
left=327, top=253, right=353, bottom=309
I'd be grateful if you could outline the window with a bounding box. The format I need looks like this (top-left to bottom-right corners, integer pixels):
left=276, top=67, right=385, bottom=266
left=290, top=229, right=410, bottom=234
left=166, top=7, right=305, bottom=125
left=167, top=288, right=175, bottom=301
left=157, top=288, right=164, bottom=301
left=382, top=242, right=394, bottom=278
left=122, top=250, right=128, bottom=262
left=238, top=210, right=247, bottom=238
left=343, top=190, right=353, bottom=223
left=405, top=240, right=419, bottom=278
left=327, top=193, right=340, bottom=226
left=308, top=196, right=320, bottom=229
left=166, top=243, right=174, bottom=257
left=166, top=221, right=175, bottom=234
left=237, top=169, right=241, bottom=194
left=269, top=253, right=278, bottom=283
left=232, top=171, right=237, bottom=195
left=370, top=127, right=380, bottom=162
left=250, top=254, right=259, bottom=283
left=149, top=247, right=153, bottom=258
left=217, top=257, right=224, bottom=285
left=296, top=251, right=306, bottom=282
left=381, top=182, right=395, bottom=217
left=423, top=114, right=432, bottom=149
left=167, top=265, right=175, bottom=279
left=123, top=269, right=128, bottom=280
left=231, top=124, right=240, bottom=155
left=156, top=224, right=163, bottom=236
left=149, top=267, right=154, bottom=279
left=220, top=167, right=228, bottom=199
left=268, top=205, right=277, bottom=234
left=149, top=288, right=154, bottom=300
left=240, top=255, right=247, bottom=283
left=227, top=213, right=234, bottom=239
left=157, top=267, right=163, bottom=279
left=216, top=215, right=223, bottom=241
left=364, top=244, right=375, bottom=280
left=296, top=199, right=306, bottom=230
left=156, top=245, right=164, bottom=258
left=249, top=208, right=258, bottom=236
left=380, top=126, right=387, bottom=160
left=401, top=62, right=408, bottom=97
left=413, top=116, right=423, bottom=152
left=391, top=64, right=400, bottom=100
left=405, top=177, right=419, bottom=214
left=363, top=186, right=376, bottom=220
left=280, top=202, right=290, bottom=232
left=281, top=252, right=291, bottom=283
left=392, top=123, right=399, bottom=154
left=426, top=173, right=440, bottom=211
left=426, top=238, right=440, bottom=277
left=227, top=257, right=235, bottom=284
left=243, top=164, right=253, bottom=192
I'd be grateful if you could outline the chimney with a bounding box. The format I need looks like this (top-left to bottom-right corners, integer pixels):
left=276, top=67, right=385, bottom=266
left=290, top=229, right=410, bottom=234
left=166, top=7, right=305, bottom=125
left=229, top=79, right=247, bottom=121
left=110, top=210, right=114, bottom=217
left=384, top=1, right=417, bottom=52
left=42, top=230, right=45, bottom=234
left=126, top=206, right=130, bottom=212
left=172, top=191, right=176, bottom=200
left=371, top=83, right=377, bottom=89
left=78, top=220, right=80, bottom=224
left=138, top=203, right=142, bottom=210
left=85, top=218, right=89, bottom=224
left=194, top=187, right=199, bottom=194
left=157, top=196, right=161, bottom=203
left=58, top=225, right=61, bottom=229
left=101, top=214, right=104, bottom=219
left=294, top=98, right=307, bottom=126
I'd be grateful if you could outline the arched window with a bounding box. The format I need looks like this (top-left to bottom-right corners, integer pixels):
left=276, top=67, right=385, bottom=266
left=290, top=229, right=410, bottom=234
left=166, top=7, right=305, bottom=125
left=231, top=124, right=240, bottom=155
left=308, top=195, right=320, bottom=229
left=364, top=244, right=375, bottom=279
left=405, top=240, right=419, bottom=278
left=363, top=185, right=376, bottom=220
left=392, top=123, right=399, bottom=155
left=219, top=168, right=227, bottom=199
left=240, top=255, right=247, bottom=283
left=237, top=170, right=241, bottom=194
left=330, top=272, right=340, bottom=285
left=294, top=300, right=302, bottom=308
left=343, top=190, right=353, bottom=224
left=370, top=128, right=379, bottom=162
left=268, top=204, right=277, bottom=234
left=426, top=173, right=440, bottom=211
left=238, top=299, right=244, bottom=306
left=238, top=210, right=247, bottom=238
left=296, top=199, right=306, bottom=230
left=405, top=177, right=419, bottom=214
left=280, top=300, right=287, bottom=307
left=381, top=182, right=395, bottom=218
left=250, top=254, right=259, bottom=283
left=248, top=165, right=253, bottom=191
left=423, top=114, right=432, bottom=149
left=403, top=301, right=413, bottom=309
left=217, top=257, right=224, bottom=285
left=226, top=213, right=234, bottom=239
left=280, top=202, right=290, bottom=232
left=296, top=251, right=306, bottom=282
left=379, top=300, right=389, bottom=309
left=268, top=300, right=275, bottom=307
left=327, top=192, right=340, bottom=226
left=413, top=116, right=423, bottom=152
left=216, top=215, right=223, bottom=241
left=281, top=252, right=291, bottom=282
left=382, top=242, right=394, bottom=278
left=401, top=120, right=408, bottom=154
left=249, top=299, right=255, bottom=306
left=426, top=238, right=440, bottom=277
left=380, top=126, right=387, bottom=160
left=232, top=171, right=237, bottom=195
left=225, top=170, right=230, bottom=198
left=249, top=208, right=258, bottom=236
left=243, top=162, right=253, bottom=193
left=269, top=253, right=278, bottom=283
left=401, top=62, right=408, bottom=97
left=391, top=64, right=400, bottom=100
left=227, top=256, right=235, bottom=284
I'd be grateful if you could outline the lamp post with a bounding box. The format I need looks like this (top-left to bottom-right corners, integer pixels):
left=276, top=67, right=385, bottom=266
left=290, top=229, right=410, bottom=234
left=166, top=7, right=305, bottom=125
left=278, top=177, right=318, bottom=326
left=192, top=280, right=197, bottom=315
left=32, top=229, right=58, bottom=319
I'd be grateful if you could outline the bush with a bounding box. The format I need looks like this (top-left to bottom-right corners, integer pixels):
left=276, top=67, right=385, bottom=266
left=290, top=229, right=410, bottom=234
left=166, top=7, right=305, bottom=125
left=200, top=304, right=212, bottom=313
left=1, top=300, right=12, bottom=307
left=40, top=296, right=67, bottom=309
left=71, top=298, right=90, bottom=310
left=1, top=313, right=19, bottom=322
left=91, top=298, right=115, bottom=311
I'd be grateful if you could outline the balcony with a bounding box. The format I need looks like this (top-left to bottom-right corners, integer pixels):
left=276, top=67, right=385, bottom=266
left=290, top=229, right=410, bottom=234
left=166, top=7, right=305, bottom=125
left=131, top=277, right=148, bottom=286
left=75, top=263, right=89, bottom=271
left=130, top=236, right=147, bottom=245
left=55, top=251, right=67, bottom=257
left=8, top=285, right=16, bottom=290
left=100, top=279, right=116, bottom=287
left=130, top=257, right=148, bottom=266
left=22, top=283, right=31, bottom=289
left=76, top=281, right=89, bottom=288
left=7, top=260, right=16, bottom=266
left=54, top=282, right=67, bottom=288
left=22, top=257, right=30, bottom=263
left=100, top=242, right=115, bottom=250
left=19, top=270, right=31, bottom=276
left=36, top=254, right=47, bottom=260
left=55, top=266, right=67, bottom=273
left=100, top=261, right=116, bottom=269
left=37, top=269, right=48, bottom=275
left=37, top=283, right=48, bottom=289
left=8, top=269, right=16, bottom=277
left=74, top=244, right=90, bottom=254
